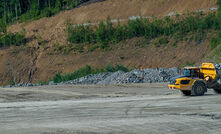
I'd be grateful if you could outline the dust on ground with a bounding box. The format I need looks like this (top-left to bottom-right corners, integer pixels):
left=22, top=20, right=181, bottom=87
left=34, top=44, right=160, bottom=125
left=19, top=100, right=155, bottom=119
left=1, top=83, right=221, bottom=134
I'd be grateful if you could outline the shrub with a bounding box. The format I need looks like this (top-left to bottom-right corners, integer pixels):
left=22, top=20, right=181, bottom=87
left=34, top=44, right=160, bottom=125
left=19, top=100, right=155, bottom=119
left=153, top=36, right=169, bottom=47
left=67, top=12, right=219, bottom=50
left=158, top=36, right=169, bottom=44
left=209, top=0, right=221, bottom=51
left=0, top=21, right=7, bottom=33
left=105, top=64, right=116, bottom=72
left=115, top=64, right=129, bottom=72
left=9, top=77, right=15, bottom=85
left=52, top=64, right=129, bottom=83
left=67, top=25, right=86, bottom=43
left=182, top=61, right=195, bottom=67
left=210, top=37, right=221, bottom=49
left=14, top=32, right=26, bottom=45
left=53, top=65, right=102, bottom=83
left=112, top=23, right=126, bottom=43
left=53, top=72, right=63, bottom=83
left=0, top=31, right=26, bottom=48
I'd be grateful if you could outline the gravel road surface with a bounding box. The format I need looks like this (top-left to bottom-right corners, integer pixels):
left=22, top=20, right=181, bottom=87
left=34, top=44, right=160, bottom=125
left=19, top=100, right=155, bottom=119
left=1, top=83, right=221, bottom=134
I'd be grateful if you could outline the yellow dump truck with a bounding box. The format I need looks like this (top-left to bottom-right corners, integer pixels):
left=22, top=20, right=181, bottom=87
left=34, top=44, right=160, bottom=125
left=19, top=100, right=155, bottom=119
left=168, top=63, right=221, bottom=96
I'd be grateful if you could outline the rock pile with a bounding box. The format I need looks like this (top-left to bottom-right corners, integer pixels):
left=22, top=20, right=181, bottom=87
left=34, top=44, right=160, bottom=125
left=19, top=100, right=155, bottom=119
left=215, top=63, right=221, bottom=70
left=2, top=67, right=180, bottom=88
left=65, top=67, right=180, bottom=85
left=214, top=63, right=221, bottom=74
left=5, top=63, right=221, bottom=88
left=65, top=72, right=112, bottom=85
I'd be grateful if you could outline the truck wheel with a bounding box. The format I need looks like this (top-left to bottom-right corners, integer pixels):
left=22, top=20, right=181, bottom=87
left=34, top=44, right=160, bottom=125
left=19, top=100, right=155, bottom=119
left=213, top=88, right=221, bottom=94
left=191, top=81, right=206, bottom=96
left=181, top=90, right=191, bottom=96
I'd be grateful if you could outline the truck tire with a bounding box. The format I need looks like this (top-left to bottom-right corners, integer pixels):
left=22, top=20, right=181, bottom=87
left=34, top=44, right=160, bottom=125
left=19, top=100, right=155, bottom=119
left=213, top=88, right=221, bottom=94
left=191, top=81, right=206, bottom=96
left=181, top=90, right=191, bottom=96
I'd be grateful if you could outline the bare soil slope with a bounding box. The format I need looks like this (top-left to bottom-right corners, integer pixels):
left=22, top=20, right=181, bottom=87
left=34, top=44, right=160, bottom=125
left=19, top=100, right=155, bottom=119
left=0, top=0, right=217, bottom=85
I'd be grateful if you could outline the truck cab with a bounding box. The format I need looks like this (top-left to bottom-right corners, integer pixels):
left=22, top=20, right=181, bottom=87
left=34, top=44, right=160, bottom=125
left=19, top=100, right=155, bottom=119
left=168, top=67, right=205, bottom=96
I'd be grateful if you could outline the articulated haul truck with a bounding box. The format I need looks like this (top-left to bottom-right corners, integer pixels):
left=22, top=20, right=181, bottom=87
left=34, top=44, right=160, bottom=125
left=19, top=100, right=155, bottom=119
left=168, top=63, right=221, bottom=96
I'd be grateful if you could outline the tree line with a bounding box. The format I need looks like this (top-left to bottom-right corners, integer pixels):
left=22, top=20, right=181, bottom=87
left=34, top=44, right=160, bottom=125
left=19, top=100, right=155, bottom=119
left=0, top=0, right=92, bottom=48
left=0, top=0, right=90, bottom=24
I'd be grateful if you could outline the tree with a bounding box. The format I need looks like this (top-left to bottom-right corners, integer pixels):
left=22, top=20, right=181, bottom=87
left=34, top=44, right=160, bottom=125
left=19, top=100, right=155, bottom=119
left=0, top=21, right=6, bottom=34
left=0, top=0, right=82, bottom=23
left=53, top=0, right=62, bottom=13
left=218, top=0, right=221, bottom=28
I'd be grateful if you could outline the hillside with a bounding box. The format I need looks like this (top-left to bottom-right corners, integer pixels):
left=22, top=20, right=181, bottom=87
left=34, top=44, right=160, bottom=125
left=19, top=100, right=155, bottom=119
left=0, top=0, right=219, bottom=85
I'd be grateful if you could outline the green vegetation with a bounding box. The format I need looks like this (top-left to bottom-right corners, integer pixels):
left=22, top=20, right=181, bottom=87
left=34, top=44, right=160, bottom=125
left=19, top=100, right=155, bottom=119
left=210, top=0, right=221, bottom=48
left=9, top=77, right=15, bottom=85
left=0, top=2, right=27, bottom=48
left=0, top=0, right=90, bottom=24
left=153, top=36, right=169, bottom=47
left=53, top=64, right=129, bottom=83
left=0, top=30, right=26, bottom=48
left=208, top=0, right=221, bottom=59
left=67, top=12, right=219, bottom=50
left=182, top=61, right=195, bottom=67
left=210, top=32, right=221, bottom=49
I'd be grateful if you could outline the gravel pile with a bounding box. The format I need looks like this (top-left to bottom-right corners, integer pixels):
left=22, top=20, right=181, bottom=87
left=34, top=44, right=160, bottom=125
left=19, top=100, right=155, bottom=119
left=214, top=63, right=221, bottom=74
left=65, top=72, right=112, bottom=85
left=2, top=67, right=180, bottom=88
left=97, top=71, right=126, bottom=84
left=5, top=64, right=221, bottom=88
left=65, top=67, right=180, bottom=85
left=143, top=68, right=179, bottom=83
left=3, top=83, right=39, bottom=88
left=113, top=71, right=144, bottom=84
left=215, top=63, right=221, bottom=70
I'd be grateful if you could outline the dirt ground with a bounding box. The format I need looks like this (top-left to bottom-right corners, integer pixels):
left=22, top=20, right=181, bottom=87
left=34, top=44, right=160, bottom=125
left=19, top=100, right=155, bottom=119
left=1, top=83, right=221, bottom=134
left=0, top=37, right=212, bottom=85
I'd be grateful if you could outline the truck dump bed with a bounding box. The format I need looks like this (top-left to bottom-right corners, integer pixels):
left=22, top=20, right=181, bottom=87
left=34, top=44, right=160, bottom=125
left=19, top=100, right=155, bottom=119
left=214, top=63, right=221, bottom=74
left=201, top=63, right=221, bottom=89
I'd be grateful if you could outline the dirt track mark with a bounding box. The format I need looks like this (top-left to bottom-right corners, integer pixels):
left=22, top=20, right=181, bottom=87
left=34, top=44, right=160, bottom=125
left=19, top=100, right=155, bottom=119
left=1, top=83, right=221, bottom=134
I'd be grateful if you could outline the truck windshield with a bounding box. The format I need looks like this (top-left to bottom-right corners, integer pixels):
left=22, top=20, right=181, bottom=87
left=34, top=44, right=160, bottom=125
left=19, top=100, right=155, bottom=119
left=183, top=69, right=191, bottom=77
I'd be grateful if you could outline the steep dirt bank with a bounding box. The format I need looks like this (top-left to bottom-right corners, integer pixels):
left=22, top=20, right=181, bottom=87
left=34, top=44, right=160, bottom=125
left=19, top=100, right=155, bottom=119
left=0, top=38, right=211, bottom=85
left=0, top=0, right=217, bottom=85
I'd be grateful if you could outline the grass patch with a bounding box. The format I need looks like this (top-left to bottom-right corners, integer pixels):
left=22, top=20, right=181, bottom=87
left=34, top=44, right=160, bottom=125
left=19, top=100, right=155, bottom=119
left=153, top=36, right=169, bottom=47
left=210, top=32, right=221, bottom=50
left=182, top=61, right=195, bottom=67
left=210, top=45, right=221, bottom=62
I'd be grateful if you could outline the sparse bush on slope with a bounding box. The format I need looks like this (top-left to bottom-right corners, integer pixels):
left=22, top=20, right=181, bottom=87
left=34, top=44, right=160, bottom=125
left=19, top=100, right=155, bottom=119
left=210, top=0, right=221, bottom=51
left=0, top=31, right=26, bottom=48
